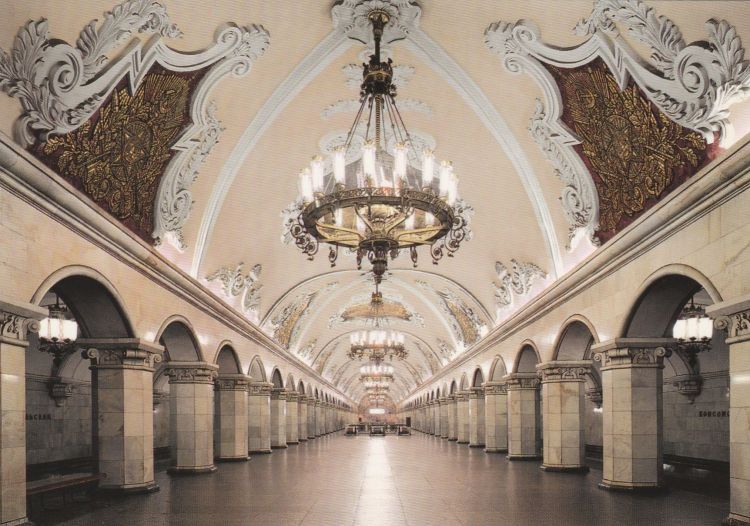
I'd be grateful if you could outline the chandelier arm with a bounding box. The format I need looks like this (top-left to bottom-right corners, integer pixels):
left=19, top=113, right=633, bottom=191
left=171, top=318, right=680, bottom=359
left=364, top=96, right=375, bottom=146
left=344, top=97, right=370, bottom=153
left=384, top=95, right=408, bottom=147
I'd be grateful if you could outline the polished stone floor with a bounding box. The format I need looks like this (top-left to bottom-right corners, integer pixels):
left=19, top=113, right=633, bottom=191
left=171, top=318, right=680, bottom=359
left=36, top=432, right=728, bottom=525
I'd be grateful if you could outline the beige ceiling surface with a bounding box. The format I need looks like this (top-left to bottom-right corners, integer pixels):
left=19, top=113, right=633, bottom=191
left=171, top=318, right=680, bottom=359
left=2, top=1, right=750, bottom=404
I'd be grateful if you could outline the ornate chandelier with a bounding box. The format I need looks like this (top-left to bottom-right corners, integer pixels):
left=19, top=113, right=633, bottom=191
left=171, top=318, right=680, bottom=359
left=672, top=296, right=712, bottom=366
left=283, top=9, right=471, bottom=290
left=348, top=329, right=406, bottom=362
left=38, top=295, right=79, bottom=368
left=360, top=361, right=394, bottom=386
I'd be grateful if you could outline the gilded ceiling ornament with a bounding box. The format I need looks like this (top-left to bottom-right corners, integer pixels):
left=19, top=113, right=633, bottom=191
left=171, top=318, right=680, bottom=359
left=549, top=60, right=709, bottom=236
left=295, top=339, right=318, bottom=364
left=342, top=63, right=415, bottom=90
left=327, top=292, right=423, bottom=328
left=205, top=262, right=262, bottom=319
left=485, top=0, right=749, bottom=246
left=264, top=282, right=338, bottom=349
left=332, top=0, right=421, bottom=47
left=0, top=0, right=269, bottom=248
left=412, top=340, right=441, bottom=375
left=416, top=281, right=487, bottom=346
left=38, top=71, right=194, bottom=240
left=494, top=259, right=547, bottom=308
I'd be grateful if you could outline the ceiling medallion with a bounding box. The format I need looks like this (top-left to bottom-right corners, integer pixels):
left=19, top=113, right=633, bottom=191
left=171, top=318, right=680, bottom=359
left=284, top=9, right=471, bottom=292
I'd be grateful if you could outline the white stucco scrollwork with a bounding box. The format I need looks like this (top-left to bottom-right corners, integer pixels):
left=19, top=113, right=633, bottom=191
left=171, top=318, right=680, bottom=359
left=0, top=0, right=270, bottom=250
left=485, top=0, right=750, bottom=246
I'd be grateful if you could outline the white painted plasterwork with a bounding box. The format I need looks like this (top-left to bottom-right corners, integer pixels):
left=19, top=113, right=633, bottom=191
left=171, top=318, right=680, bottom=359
left=205, top=262, right=262, bottom=320
left=493, top=259, right=547, bottom=310
left=0, top=0, right=270, bottom=251
left=485, top=0, right=750, bottom=246
left=192, top=0, right=564, bottom=279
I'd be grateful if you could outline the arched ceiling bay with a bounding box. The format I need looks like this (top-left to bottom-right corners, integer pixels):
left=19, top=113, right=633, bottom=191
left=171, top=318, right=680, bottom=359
left=3, top=0, right=750, bottom=404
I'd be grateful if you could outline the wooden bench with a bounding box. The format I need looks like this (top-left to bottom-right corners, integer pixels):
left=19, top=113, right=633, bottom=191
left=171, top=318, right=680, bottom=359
left=26, top=473, right=102, bottom=512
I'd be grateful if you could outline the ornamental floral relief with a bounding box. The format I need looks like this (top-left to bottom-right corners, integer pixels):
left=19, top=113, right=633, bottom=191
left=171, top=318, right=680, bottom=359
left=494, top=259, right=547, bottom=310
left=485, top=0, right=746, bottom=245
left=263, top=282, right=338, bottom=349
left=206, top=262, right=262, bottom=320
left=416, top=280, right=487, bottom=346
left=0, top=0, right=269, bottom=248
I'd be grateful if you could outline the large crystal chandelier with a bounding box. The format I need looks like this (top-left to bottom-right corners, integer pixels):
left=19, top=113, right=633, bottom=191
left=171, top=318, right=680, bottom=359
left=360, top=361, right=394, bottom=389
left=284, top=9, right=471, bottom=290
left=348, top=329, right=406, bottom=362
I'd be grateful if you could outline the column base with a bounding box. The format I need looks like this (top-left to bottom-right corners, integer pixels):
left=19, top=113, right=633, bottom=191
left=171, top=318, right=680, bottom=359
left=307, top=436, right=315, bottom=440
left=299, top=438, right=308, bottom=442
left=724, top=514, right=750, bottom=525
left=99, top=481, right=160, bottom=494
left=597, top=481, right=666, bottom=494
left=484, top=447, right=508, bottom=453
left=250, top=449, right=272, bottom=454
left=457, top=440, right=469, bottom=444
left=216, top=456, right=250, bottom=462
left=448, top=438, right=458, bottom=441
left=1, top=517, right=32, bottom=526
left=441, top=435, right=449, bottom=439
left=287, top=441, right=299, bottom=445
left=541, top=465, right=589, bottom=473
left=168, top=465, right=217, bottom=475
left=507, top=454, right=542, bottom=461
left=271, top=444, right=288, bottom=449
left=469, top=444, right=485, bottom=448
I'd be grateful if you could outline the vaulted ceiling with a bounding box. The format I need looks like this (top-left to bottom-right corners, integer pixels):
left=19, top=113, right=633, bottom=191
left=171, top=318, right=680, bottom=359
left=2, top=0, right=750, bottom=405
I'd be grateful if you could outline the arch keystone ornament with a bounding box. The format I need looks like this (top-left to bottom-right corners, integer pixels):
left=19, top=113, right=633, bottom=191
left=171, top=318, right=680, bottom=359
left=485, top=0, right=748, bottom=244
left=0, top=0, right=270, bottom=249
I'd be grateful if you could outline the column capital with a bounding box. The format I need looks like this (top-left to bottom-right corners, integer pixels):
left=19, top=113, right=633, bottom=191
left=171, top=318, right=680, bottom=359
left=165, top=361, right=219, bottom=384
left=215, top=373, right=250, bottom=391
left=455, top=390, right=470, bottom=401
left=503, top=372, right=540, bottom=390
left=468, top=386, right=484, bottom=398
left=79, top=338, right=164, bottom=370
left=286, top=392, right=300, bottom=402
left=536, top=360, right=591, bottom=383
left=591, top=338, right=674, bottom=370
left=270, top=387, right=287, bottom=400
left=482, top=381, right=507, bottom=395
left=248, top=381, right=273, bottom=396
left=438, top=397, right=448, bottom=404
left=0, top=298, right=45, bottom=343
left=708, top=293, right=750, bottom=343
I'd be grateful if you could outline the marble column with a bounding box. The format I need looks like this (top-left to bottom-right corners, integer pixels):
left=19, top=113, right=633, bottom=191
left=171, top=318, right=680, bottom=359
left=710, top=301, right=750, bottom=524
left=307, top=397, right=316, bottom=439
left=79, top=338, right=163, bottom=492
left=247, top=381, right=272, bottom=454
left=270, top=388, right=287, bottom=449
left=166, top=362, right=219, bottom=474
left=286, top=392, right=299, bottom=445
left=456, top=392, right=470, bottom=444
left=505, top=372, right=541, bottom=460
left=537, top=361, right=590, bottom=472
left=448, top=395, right=458, bottom=441
left=298, top=396, right=308, bottom=442
left=316, top=401, right=324, bottom=436
left=0, top=300, right=44, bottom=525
left=469, top=387, right=486, bottom=448
left=439, top=398, right=449, bottom=439
left=592, top=338, right=671, bottom=491
left=483, top=381, right=508, bottom=453
left=214, top=374, right=250, bottom=461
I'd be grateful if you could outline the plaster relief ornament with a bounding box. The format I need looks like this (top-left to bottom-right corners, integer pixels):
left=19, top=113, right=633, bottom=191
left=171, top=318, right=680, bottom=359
left=331, top=0, right=422, bottom=47
left=412, top=340, right=441, bottom=375
left=485, top=0, right=750, bottom=246
left=205, top=262, right=262, bottom=320
left=264, top=282, right=339, bottom=349
left=494, top=260, right=547, bottom=309
left=416, top=280, right=487, bottom=346
left=0, top=0, right=269, bottom=249
left=295, top=339, right=318, bottom=364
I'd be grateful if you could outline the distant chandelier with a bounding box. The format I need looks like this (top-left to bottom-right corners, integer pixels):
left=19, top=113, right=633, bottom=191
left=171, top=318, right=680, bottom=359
left=284, top=9, right=471, bottom=290
left=360, top=361, right=394, bottom=386
left=38, top=295, right=79, bottom=368
left=348, top=329, right=407, bottom=362
left=672, top=296, right=712, bottom=366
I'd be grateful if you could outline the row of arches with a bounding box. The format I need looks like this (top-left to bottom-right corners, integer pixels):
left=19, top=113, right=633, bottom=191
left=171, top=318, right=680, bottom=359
left=402, top=266, right=731, bottom=496
left=18, top=267, right=354, bottom=502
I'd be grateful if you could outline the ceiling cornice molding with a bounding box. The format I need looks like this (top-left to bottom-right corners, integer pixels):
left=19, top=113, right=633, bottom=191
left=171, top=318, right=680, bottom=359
left=0, top=135, right=355, bottom=405
left=191, top=30, right=352, bottom=277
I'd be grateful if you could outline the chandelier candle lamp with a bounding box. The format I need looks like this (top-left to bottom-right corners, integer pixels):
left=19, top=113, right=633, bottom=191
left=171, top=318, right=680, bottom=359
left=284, top=9, right=471, bottom=290
left=38, top=295, right=79, bottom=367
left=672, top=296, right=713, bottom=367
left=349, top=329, right=407, bottom=362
